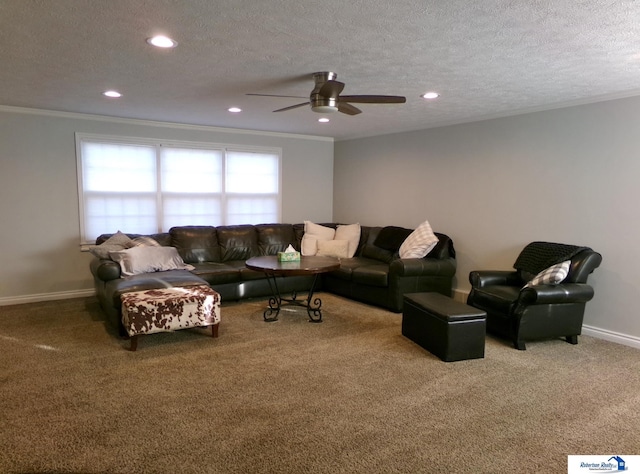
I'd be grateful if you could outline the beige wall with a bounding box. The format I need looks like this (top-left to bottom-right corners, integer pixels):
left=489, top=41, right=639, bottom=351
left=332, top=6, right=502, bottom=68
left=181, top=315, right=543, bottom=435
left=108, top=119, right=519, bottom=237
left=334, top=96, right=640, bottom=347
left=3, top=96, right=640, bottom=348
left=0, top=107, right=334, bottom=303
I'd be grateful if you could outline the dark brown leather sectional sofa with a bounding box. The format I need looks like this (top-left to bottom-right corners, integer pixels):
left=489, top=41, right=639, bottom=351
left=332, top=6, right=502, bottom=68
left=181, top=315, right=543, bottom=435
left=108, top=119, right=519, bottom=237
left=90, top=223, right=456, bottom=334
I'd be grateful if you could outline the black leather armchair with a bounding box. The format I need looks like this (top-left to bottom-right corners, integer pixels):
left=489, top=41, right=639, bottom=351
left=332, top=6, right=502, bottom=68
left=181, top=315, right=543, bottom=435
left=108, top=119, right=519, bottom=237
left=467, top=242, right=602, bottom=350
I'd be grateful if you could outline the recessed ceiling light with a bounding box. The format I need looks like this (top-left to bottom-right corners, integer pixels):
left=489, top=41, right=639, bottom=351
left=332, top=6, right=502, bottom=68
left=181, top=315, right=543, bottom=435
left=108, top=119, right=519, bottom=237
left=103, top=90, right=122, bottom=98
left=228, top=107, right=242, bottom=113
left=146, top=35, right=178, bottom=48
left=318, top=117, right=330, bottom=123
left=422, top=92, right=439, bottom=99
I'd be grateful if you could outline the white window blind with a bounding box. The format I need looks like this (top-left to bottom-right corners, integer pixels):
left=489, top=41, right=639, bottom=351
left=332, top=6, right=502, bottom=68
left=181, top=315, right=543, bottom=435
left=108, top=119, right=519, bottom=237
left=226, top=150, right=280, bottom=225
left=77, top=135, right=281, bottom=244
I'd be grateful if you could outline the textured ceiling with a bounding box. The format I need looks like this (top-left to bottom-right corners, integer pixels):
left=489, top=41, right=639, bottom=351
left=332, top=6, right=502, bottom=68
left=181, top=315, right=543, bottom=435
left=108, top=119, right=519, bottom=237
left=2, top=0, right=640, bottom=140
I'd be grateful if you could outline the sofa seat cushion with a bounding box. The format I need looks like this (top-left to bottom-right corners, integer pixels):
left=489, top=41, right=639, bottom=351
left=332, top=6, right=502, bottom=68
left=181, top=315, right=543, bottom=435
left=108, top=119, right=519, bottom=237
left=222, top=260, right=267, bottom=281
left=327, top=257, right=380, bottom=281
left=470, top=285, right=521, bottom=314
left=190, top=262, right=242, bottom=285
left=352, top=264, right=389, bottom=287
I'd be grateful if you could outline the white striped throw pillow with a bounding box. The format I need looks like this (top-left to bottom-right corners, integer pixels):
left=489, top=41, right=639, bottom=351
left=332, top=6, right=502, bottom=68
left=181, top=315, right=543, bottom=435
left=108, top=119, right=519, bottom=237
left=523, top=260, right=571, bottom=288
left=399, top=220, right=439, bottom=259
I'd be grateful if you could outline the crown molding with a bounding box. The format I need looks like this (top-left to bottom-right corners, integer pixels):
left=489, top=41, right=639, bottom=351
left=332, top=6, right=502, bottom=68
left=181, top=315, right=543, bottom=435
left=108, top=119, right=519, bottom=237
left=0, top=105, right=334, bottom=142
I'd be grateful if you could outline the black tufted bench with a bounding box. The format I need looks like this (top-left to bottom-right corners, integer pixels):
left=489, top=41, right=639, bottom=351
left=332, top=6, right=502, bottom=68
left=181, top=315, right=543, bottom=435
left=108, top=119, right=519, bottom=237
left=402, top=292, right=486, bottom=362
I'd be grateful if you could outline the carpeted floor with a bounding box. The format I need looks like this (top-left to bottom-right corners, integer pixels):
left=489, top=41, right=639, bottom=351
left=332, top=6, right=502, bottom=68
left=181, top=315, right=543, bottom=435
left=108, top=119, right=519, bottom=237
left=1, top=294, right=639, bottom=474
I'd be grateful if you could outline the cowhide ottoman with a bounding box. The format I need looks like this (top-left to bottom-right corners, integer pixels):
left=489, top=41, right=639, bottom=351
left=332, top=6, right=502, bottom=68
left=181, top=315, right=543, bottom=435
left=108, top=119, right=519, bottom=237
left=120, top=285, right=220, bottom=351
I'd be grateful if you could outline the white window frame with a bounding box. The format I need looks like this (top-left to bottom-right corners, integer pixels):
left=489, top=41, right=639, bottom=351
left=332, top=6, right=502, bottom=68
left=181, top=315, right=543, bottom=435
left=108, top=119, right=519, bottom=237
left=76, top=133, right=282, bottom=246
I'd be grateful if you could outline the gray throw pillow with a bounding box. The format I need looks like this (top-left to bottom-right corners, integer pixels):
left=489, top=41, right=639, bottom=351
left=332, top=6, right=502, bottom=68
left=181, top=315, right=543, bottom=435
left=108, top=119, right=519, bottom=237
left=109, top=246, right=194, bottom=276
left=88, top=231, right=133, bottom=259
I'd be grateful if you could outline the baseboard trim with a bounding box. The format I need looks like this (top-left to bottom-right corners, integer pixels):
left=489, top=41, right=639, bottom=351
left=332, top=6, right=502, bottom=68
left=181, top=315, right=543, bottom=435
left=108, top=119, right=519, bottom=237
left=0, top=289, right=96, bottom=306
left=452, top=288, right=469, bottom=303
left=452, top=288, right=640, bottom=350
left=582, top=325, right=640, bottom=350
left=2, top=288, right=640, bottom=350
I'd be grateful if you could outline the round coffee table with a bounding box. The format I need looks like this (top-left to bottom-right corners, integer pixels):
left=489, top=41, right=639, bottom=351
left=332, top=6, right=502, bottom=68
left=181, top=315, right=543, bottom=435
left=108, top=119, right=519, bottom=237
left=245, top=255, right=340, bottom=322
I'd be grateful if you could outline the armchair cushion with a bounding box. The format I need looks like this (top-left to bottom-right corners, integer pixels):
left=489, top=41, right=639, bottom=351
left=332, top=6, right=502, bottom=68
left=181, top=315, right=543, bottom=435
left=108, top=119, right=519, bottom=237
left=523, top=260, right=570, bottom=288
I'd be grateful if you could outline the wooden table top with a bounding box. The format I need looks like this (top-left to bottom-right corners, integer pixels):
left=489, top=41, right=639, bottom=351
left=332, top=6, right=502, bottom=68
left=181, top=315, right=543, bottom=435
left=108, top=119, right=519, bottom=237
left=245, top=255, right=341, bottom=276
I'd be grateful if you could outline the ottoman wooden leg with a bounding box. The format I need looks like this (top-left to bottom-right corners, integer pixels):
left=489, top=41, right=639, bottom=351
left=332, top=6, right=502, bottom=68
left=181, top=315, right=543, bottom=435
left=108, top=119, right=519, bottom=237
left=211, top=323, right=219, bottom=338
left=129, top=335, right=138, bottom=352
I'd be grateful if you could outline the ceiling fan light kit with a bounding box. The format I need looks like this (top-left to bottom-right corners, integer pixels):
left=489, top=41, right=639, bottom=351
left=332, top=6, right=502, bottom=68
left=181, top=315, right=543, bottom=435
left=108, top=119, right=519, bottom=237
left=311, top=99, right=339, bottom=113
left=248, top=71, right=406, bottom=116
left=312, top=105, right=339, bottom=113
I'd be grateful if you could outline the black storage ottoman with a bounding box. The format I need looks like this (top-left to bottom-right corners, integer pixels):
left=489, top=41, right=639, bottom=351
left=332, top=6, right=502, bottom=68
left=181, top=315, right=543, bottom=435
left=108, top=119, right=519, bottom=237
left=402, top=292, right=487, bottom=362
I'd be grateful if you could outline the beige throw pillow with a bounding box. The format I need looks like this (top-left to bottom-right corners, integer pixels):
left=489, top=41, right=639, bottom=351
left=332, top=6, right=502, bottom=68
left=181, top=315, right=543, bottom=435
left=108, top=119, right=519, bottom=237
left=335, top=223, right=361, bottom=258
left=301, top=221, right=336, bottom=256
left=316, top=239, right=349, bottom=258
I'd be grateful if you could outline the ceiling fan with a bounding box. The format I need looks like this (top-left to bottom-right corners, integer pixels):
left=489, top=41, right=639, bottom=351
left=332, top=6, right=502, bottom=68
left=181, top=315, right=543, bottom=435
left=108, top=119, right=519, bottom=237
left=247, top=72, right=406, bottom=115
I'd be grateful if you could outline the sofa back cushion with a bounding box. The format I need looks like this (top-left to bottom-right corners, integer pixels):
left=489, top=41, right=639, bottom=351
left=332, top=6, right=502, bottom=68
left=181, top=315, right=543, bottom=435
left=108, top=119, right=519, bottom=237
left=361, top=244, right=396, bottom=263
left=293, top=223, right=305, bottom=250
left=170, top=226, right=220, bottom=264
left=217, top=225, right=259, bottom=262
left=256, top=224, right=297, bottom=255
left=373, top=226, right=413, bottom=251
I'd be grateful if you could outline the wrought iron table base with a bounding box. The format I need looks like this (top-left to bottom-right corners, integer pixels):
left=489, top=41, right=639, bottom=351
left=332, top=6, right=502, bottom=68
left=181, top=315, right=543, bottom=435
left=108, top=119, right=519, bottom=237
left=263, top=273, right=323, bottom=322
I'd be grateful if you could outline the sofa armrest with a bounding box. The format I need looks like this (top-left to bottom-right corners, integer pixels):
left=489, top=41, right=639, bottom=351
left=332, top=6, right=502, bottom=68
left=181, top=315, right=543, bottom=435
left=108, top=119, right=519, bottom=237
left=469, top=270, right=521, bottom=288
left=390, top=257, right=456, bottom=278
left=90, top=257, right=122, bottom=282
left=519, top=283, right=595, bottom=305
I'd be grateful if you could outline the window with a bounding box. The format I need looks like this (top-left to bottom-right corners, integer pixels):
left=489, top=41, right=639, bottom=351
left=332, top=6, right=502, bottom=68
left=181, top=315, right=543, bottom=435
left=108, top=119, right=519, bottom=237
left=76, top=134, right=281, bottom=244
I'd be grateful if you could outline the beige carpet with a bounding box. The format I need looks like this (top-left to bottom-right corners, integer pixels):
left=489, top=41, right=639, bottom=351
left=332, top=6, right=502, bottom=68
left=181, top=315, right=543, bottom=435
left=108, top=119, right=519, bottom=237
left=1, top=294, right=639, bottom=474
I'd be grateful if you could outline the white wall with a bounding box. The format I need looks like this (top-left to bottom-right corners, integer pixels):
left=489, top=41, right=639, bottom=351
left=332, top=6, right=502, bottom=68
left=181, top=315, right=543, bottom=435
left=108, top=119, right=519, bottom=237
left=334, top=96, right=640, bottom=347
left=0, top=107, right=334, bottom=303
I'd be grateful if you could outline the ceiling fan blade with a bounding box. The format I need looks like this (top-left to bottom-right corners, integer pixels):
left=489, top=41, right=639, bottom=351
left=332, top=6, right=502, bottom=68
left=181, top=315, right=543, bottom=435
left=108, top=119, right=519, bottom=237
left=246, top=93, right=307, bottom=99
left=339, top=95, right=406, bottom=104
left=273, top=102, right=309, bottom=112
left=338, top=102, right=362, bottom=115
left=318, top=80, right=345, bottom=98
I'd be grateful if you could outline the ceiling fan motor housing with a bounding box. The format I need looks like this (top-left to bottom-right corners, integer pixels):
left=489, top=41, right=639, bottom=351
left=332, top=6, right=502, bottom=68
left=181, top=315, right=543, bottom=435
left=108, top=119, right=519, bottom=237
left=311, top=72, right=339, bottom=112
